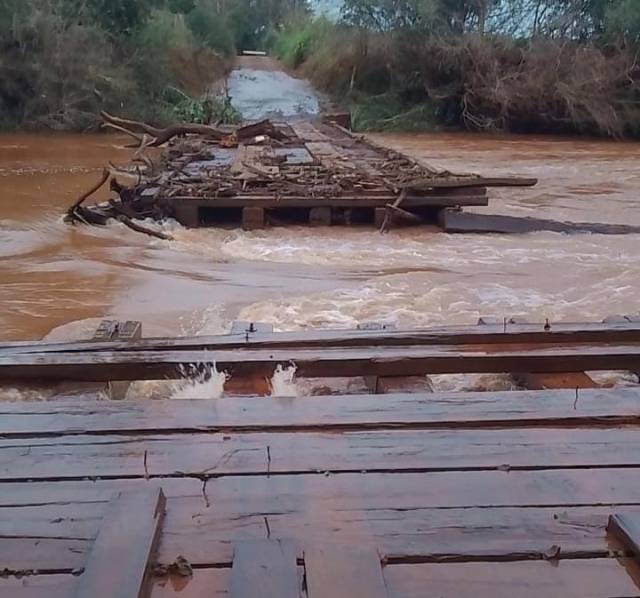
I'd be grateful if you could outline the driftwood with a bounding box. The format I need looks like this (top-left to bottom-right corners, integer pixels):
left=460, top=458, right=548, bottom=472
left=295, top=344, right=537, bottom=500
left=101, top=111, right=225, bottom=146
left=116, top=215, right=173, bottom=241
left=379, top=189, right=408, bottom=233
left=236, top=119, right=289, bottom=142
left=66, top=168, right=110, bottom=223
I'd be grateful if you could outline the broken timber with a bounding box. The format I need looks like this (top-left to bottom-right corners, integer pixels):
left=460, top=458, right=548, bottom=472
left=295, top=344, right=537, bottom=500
left=67, top=114, right=537, bottom=231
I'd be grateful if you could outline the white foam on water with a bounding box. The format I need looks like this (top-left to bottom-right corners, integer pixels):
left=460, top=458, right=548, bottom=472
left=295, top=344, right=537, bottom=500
left=270, top=365, right=298, bottom=397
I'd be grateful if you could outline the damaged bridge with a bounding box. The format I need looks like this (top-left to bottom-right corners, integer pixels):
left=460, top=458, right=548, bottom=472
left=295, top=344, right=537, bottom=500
left=66, top=112, right=537, bottom=232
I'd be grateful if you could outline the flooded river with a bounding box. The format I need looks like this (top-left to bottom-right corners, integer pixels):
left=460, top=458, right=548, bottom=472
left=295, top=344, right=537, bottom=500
left=1, top=63, right=640, bottom=394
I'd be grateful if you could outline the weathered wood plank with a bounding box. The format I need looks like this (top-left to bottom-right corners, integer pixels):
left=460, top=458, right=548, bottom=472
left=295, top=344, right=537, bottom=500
left=3, top=343, right=640, bottom=381
left=0, top=569, right=233, bottom=598
left=383, top=559, right=640, bottom=598
left=3, top=559, right=640, bottom=598
left=289, top=121, right=329, bottom=142
left=4, top=321, right=640, bottom=355
left=3, top=427, right=640, bottom=481
left=409, top=176, right=538, bottom=190
left=75, top=488, right=166, bottom=598
left=230, top=539, right=298, bottom=598
left=608, top=514, right=640, bottom=561
left=305, top=544, right=387, bottom=598
left=228, top=321, right=274, bottom=336
left=5, top=499, right=640, bottom=573
left=1, top=388, right=639, bottom=436
left=241, top=207, right=265, bottom=231
left=168, top=194, right=489, bottom=210
left=5, top=470, right=640, bottom=569
left=438, top=208, right=640, bottom=235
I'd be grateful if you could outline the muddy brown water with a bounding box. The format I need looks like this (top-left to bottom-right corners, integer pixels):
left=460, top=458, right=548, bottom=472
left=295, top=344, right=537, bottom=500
left=2, top=127, right=640, bottom=394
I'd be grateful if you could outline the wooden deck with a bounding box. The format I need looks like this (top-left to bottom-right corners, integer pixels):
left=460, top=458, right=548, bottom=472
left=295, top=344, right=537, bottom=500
left=2, top=318, right=640, bottom=596
left=2, top=389, right=640, bottom=597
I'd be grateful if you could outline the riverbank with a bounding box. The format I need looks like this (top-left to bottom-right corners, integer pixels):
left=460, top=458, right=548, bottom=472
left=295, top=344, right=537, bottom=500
left=272, top=12, right=640, bottom=137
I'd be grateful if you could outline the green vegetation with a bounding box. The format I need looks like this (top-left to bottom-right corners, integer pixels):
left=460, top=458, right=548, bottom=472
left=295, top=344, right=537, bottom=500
left=0, top=0, right=310, bottom=130
left=273, top=0, right=640, bottom=136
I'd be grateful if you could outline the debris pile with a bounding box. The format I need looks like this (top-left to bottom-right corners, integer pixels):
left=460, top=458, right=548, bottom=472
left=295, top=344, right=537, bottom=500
left=64, top=112, right=536, bottom=234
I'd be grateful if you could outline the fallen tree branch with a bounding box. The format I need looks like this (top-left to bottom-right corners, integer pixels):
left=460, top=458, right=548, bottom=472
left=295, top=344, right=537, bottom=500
left=101, top=111, right=225, bottom=146
left=380, top=188, right=407, bottom=233
left=66, top=168, right=110, bottom=222
left=101, top=122, right=144, bottom=145
left=115, top=215, right=174, bottom=241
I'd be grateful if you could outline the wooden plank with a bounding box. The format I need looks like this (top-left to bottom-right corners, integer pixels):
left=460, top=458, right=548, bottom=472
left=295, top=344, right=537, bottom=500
left=167, top=194, right=488, bottom=209
left=9, top=475, right=640, bottom=572
left=1, top=388, right=639, bottom=436
left=48, top=319, right=143, bottom=401
left=438, top=208, right=640, bottom=235
left=241, top=207, right=264, bottom=231
left=305, top=544, right=387, bottom=598
left=3, top=559, right=640, bottom=598
left=5, top=426, right=640, bottom=482
left=4, top=321, right=640, bottom=356
left=408, top=176, right=538, bottom=189
left=75, top=488, right=166, bottom=598
left=0, top=569, right=233, bottom=598
left=228, top=321, right=274, bottom=335
left=230, top=539, right=298, bottom=598
left=3, top=343, right=640, bottom=381
left=608, top=514, right=640, bottom=560
left=5, top=500, right=640, bottom=573
left=383, top=559, right=640, bottom=598
left=306, top=141, right=357, bottom=171
left=289, top=121, right=328, bottom=142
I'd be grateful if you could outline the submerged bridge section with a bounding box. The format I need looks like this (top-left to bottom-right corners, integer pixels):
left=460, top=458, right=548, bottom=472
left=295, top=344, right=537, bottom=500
left=76, top=113, right=536, bottom=233
left=2, top=318, right=640, bottom=596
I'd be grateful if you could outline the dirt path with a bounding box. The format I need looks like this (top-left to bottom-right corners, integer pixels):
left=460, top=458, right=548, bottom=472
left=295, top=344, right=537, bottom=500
left=226, top=55, right=323, bottom=121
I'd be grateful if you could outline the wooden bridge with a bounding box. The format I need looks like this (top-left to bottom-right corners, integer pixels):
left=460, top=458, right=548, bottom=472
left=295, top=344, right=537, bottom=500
left=2, top=318, right=640, bottom=596
left=73, top=113, right=537, bottom=233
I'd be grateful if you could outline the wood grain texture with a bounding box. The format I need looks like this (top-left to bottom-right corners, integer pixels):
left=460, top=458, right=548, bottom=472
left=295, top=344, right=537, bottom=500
left=305, top=544, right=388, bottom=598
left=230, top=539, right=298, bottom=598
left=75, top=488, right=165, bottom=598
left=3, top=560, right=639, bottom=598
left=383, top=559, right=640, bottom=598
left=4, top=321, right=640, bottom=355
left=2, top=343, right=640, bottom=381
left=6, top=474, right=640, bottom=571
left=2, top=427, right=640, bottom=481
left=1, top=389, right=639, bottom=436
